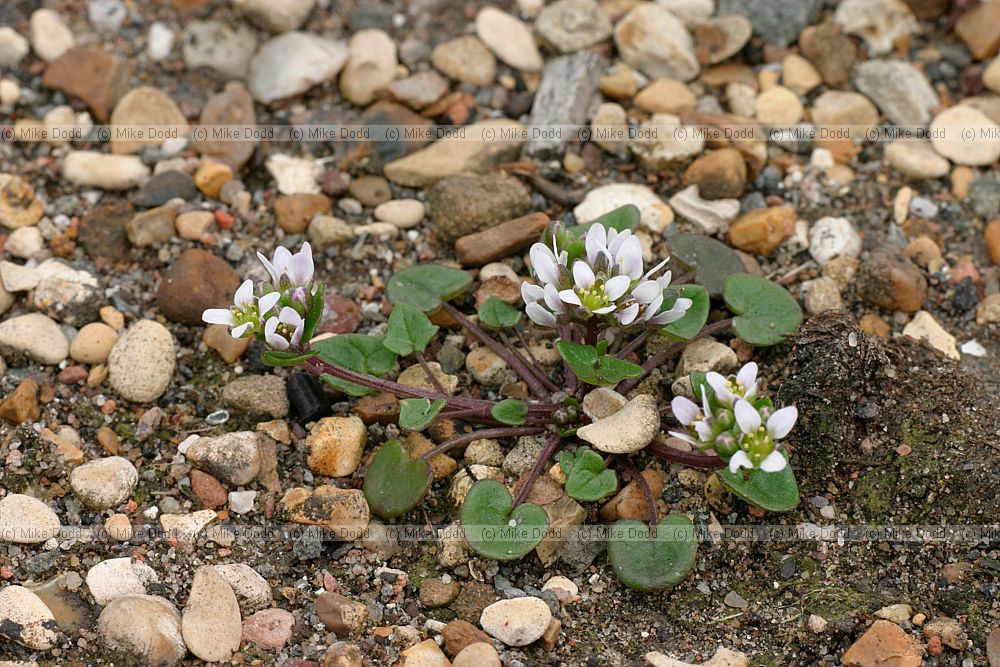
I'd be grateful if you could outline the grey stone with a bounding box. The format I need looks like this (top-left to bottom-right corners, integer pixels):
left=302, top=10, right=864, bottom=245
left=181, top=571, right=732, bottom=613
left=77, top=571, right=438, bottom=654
left=717, top=0, right=823, bottom=47
left=853, top=60, right=939, bottom=126
left=526, top=52, right=607, bottom=159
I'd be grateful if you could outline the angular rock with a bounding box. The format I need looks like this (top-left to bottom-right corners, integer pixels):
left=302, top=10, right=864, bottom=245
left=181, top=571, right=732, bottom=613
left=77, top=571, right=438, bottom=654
left=694, top=14, right=753, bottom=65
left=800, top=20, right=856, bottom=87
left=841, top=620, right=922, bottom=667
left=834, top=0, right=918, bottom=56
left=42, top=47, right=129, bottom=121
left=728, top=206, right=796, bottom=256
left=718, top=0, right=822, bottom=46
left=429, top=173, right=530, bottom=244
left=574, top=183, right=672, bottom=233
left=280, top=486, right=370, bottom=539
left=108, top=320, right=176, bottom=403
left=223, top=374, right=289, bottom=418
left=316, top=591, right=368, bottom=637
left=214, top=563, right=272, bottom=613
left=955, top=0, right=1000, bottom=59
left=577, top=394, right=659, bottom=454
left=526, top=51, right=606, bottom=158
left=182, top=20, right=258, bottom=80
left=669, top=184, right=740, bottom=234
left=0, top=379, right=40, bottom=424
left=614, top=3, right=699, bottom=81
left=857, top=248, right=927, bottom=313
left=126, top=202, right=179, bottom=247
left=645, top=648, right=749, bottom=667
left=182, top=566, right=242, bottom=663
left=306, top=416, right=367, bottom=478
left=808, top=216, right=862, bottom=266
left=853, top=60, right=938, bottom=126
left=186, top=431, right=262, bottom=486
left=903, top=311, right=958, bottom=360
left=248, top=32, right=349, bottom=103
left=684, top=148, right=747, bottom=200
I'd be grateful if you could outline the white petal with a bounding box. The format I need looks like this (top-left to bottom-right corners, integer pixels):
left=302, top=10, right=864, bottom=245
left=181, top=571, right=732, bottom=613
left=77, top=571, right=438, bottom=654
left=202, top=308, right=235, bottom=326
left=616, top=302, right=639, bottom=325
left=668, top=430, right=698, bottom=445
left=644, top=256, right=669, bottom=279
left=559, top=289, right=582, bottom=306
left=645, top=311, right=679, bottom=326
left=257, top=252, right=281, bottom=284
left=592, top=305, right=616, bottom=314
left=273, top=246, right=292, bottom=274
left=279, top=306, right=303, bottom=327
left=264, top=317, right=288, bottom=349
left=706, top=372, right=735, bottom=405
left=258, top=291, right=281, bottom=315
left=526, top=302, right=557, bottom=327
left=231, top=321, right=253, bottom=338
left=760, top=451, right=787, bottom=472
left=521, top=282, right=544, bottom=304
left=699, top=385, right=712, bottom=417
left=642, top=293, right=664, bottom=321
left=585, top=224, right=607, bottom=264
left=572, top=261, right=595, bottom=290
left=672, top=297, right=693, bottom=313
left=604, top=275, right=631, bottom=302
left=671, top=396, right=701, bottom=425
left=530, top=244, right=560, bottom=286
left=631, top=280, right=660, bottom=304
left=608, top=228, right=630, bottom=257
left=766, top=406, right=798, bottom=440
left=728, top=450, right=753, bottom=473
left=543, top=283, right=564, bottom=312
left=234, top=279, right=255, bottom=308
left=734, top=399, right=761, bottom=435
left=694, top=420, right=714, bottom=441
left=736, top=362, right=758, bottom=393
left=617, top=236, right=643, bottom=280
left=287, top=243, right=314, bottom=285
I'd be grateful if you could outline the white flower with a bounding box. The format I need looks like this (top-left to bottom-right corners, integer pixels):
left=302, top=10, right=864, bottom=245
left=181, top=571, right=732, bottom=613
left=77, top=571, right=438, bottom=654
left=706, top=362, right=759, bottom=407
left=668, top=386, right=716, bottom=448
left=257, top=242, right=315, bottom=287
left=202, top=279, right=281, bottom=338
left=728, top=398, right=798, bottom=473
left=264, top=306, right=305, bottom=350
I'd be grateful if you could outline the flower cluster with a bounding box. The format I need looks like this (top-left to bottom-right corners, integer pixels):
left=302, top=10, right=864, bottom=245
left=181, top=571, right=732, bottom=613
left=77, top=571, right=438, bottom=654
left=521, top=223, right=692, bottom=328
left=202, top=243, right=319, bottom=350
left=669, top=362, right=797, bottom=473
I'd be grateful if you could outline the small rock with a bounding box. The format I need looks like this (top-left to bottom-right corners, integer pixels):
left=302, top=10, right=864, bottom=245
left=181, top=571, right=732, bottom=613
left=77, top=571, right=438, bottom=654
left=885, top=139, right=950, bottom=179
left=676, top=337, right=738, bottom=376
left=803, top=277, right=843, bottom=315
left=192, top=81, right=257, bottom=169
left=0, top=586, right=58, bottom=650
left=242, top=608, right=295, bottom=650
left=234, top=0, right=316, bottom=33
left=857, top=248, right=927, bottom=312
left=86, top=558, right=158, bottom=605
left=986, top=219, right=1000, bottom=265
left=175, top=210, right=215, bottom=240
left=577, top=394, right=660, bottom=454
left=431, top=36, right=496, bottom=86
left=728, top=206, right=796, bottom=256
left=134, top=171, right=198, bottom=208
left=811, top=91, right=878, bottom=137
left=684, top=148, right=747, bottom=200
left=809, top=216, right=862, bottom=266
left=0, top=493, right=60, bottom=544
left=834, top=0, right=918, bottom=55
left=600, top=469, right=665, bottom=521
left=582, top=387, right=627, bottom=421
left=782, top=54, right=823, bottom=95
left=755, top=85, right=803, bottom=126
left=62, top=151, right=150, bottom=190
left=0, top=379, right=40, bottom=424
left=306, top=416, right=367, bottom=477
left=903, top=311, right=958, bottom=359
left=266, top=154, right=321, bottom=195
left=442, top=619, right=492, bottom=657
left=0, top=313, right=69, bottom=366
left=223, top=374, right=290, bottom=418
left=614, top=3, right=699, bottom=81
left=454, top=642, right=502, bottom=667
left=275, top=193, right=332, bottom=234
left=475, top=7, right=543, bottom=72
left=955, top=0, right=1000, bottom=59
left=193, top=159, right=233, bottom=199
left=156, top=248, right=241, bottom=325
left=399, top=639, right=452, bottom=666
left=203, top=323, right=251, bottom=363
left=575, top=184, right=672, bottom=233
left=309, top=215, right=354, bottom=250
left=669, top=184, right=740, bottom=234
left=429, top=174, right=530, bottom=244
left=148, top=21, right=174, bottom=60
left=70, top=456, right=138, bottom=510
left=316, top=591, right=368, bottom=637
left=280, top=486, right=370, bottom=539
left=694, top=14, right=752, bottom=65
left=109, top=86, right=188, bottom=155
left=248, top=32, right=349, bottom=104
left=930, top=106, right=1000, bottom=167
left=875, top=604, right=913, bottom=624
left=182, top=20, right=258, bottom=80
left=841, top=620, right=922, bottom=667
left=853, top=60, right=938, bottom=126
left=228, top=490, right=256, bottom=514
left=5, top=226, right=43, bottom=259
left=127, top=202, right=179, bottom=247
left=42, top=47, right=129, bottom=121
left=182, top=566, right=242, bottom=663
left=718, top=0, right=821, bottom=47
left=98, top=595, right=185, bottom=667
left=419, top=578, right=461, bottom=608
left=30, top=9, right=75, bottom=62
left=160, top=510, right=218, bottom=541
left=536, top=0, right=612, bottom=54
left=340, top=29, right=397, bottom=106
left=480, top=597, right=552, bottom=647
left=387, top=70, right=449, bottom=110
left=105, top=513, right=133, bottom=541
left=186, top=431, right=262, bottom=486
left=645, top=648, right=749, bottom=667
left=0, top=174, right=45, bottom=229
left=374, top=199, right=424, bottom=228
left=107, top=320, right=176, bottom=403
left=213, top=563, right=272, bottom=613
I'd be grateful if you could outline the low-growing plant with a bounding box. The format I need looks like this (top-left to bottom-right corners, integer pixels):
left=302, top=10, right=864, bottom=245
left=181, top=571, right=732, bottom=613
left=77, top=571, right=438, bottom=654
left=203, top=205, right=804, bottom=591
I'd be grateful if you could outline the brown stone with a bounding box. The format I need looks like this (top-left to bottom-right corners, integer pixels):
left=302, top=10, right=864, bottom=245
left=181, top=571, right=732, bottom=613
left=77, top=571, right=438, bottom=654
left=800, top=21, right=856, bottom=87
left=451, top=581, right=497, bottom=624
left=418, top=578, right=461, bottom=609
left=455, top=212, right=550, bottom=267
left=79, top=201, right=131, bottom=260
left=192, top=82, right=257, bottom=169
left=634, top=79, right=697, bottom=115
left=902, top=0, right=949, bottom=19
left=441, top=619, right=492, bottom=658
left=355, top=392, right=400, bottom=425
left=190, top=470, right=228, bottom=508
left=203, top=323, right=251, bottom=363
left=401, top=432, right=457, bottom=480
left=43, top=48, right=130, bottom=121
left=193, top=160, right=233, bottom=199
left=110, top=86, right=189, bottom=155
left=857, top=249, right=927, bottom=313
left=539, top=617, right=561, bottom=651
left=0, top=379, right=40, bottom=424
left=986, top=219, right=1000, bottom=266
left=156, top=249, right=241, bottom=325
left=859, top=313, right=891, bottom=339
left=322, top=642, right=364, bottom=667
left=125, top=203, right=179, bottom=247
left=683, top=148, right=747, bottom=200
left=347, top=176, right=392, bottom=207
left=317, top=293, right=363, bottom=335
left=956, top=1, right=1000, bottom=59
left=474, top=276, right=522, bottom=308
left=279, top=486, right=370, bottom=539
left=727, top=206, right=796, bottom=256
left=316, top=592, right=367, bottom=638
left=274, top=194, right=332, bottom=234
left=600, top=470, right=665, bottom=522
left=0, top=174, right=45, bottom=229
left=841, top=620, right=923, bottom=667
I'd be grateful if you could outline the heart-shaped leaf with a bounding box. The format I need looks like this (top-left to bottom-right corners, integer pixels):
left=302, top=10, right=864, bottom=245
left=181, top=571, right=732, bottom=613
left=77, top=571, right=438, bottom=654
left=477, top=297, right=522, bottom=330
left=491, top=398, right=528, bottom=425
left=262, top=349, right=318, bottom=367
left=384, top=303, right=439, bottom=356
left=716, top=452, right=799, bottom=512
left=667, top=234, right=745, bottom=298
left=363, top=439, right=432, bottom=519
left=556, top=340, right=644, bottom=387
left=386, top=265, right=472, bottom=313
left=461, top=479, right=548, bottom=561
left=314, top=334, right=397, bottom=396
left=660, top=284, right=709, bottom=342
left=399, top=397, right=446, bottom=431
left=723, top=273, right=802, bottom=346
left=608, top=514, right=699, bottom=592
left=568, top=204, right=641, bottom=236
left=561, top=447, right=617, bottom=502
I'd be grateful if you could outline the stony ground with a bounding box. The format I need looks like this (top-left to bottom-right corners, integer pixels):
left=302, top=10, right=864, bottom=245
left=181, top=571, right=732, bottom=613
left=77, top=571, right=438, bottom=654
left=0, top=0, right=999, bottom=666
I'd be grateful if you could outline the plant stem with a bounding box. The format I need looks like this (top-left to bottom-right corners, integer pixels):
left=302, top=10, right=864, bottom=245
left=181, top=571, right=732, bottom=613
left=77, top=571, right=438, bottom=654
left=616, top=318, right=734, bottom=395
left=511, top=432, right=563, bottom=507
left=441, top=302, right=552, bottom=400
left=647, top=438, right=725, bottom=469
left=616, top=329, right=652, bottom=359
left=414, top=351, right=448, bottom=395
left=419, top=426, right=545, bottom=461
left=501, top=331, right=560, bottom=394
left=621, top=455, right=657, bottom=527
left=559, top=324, right=578, bottom=396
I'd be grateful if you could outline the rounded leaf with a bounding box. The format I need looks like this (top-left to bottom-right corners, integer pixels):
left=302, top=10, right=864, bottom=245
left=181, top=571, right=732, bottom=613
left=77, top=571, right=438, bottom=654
left=608, top=514, right=698, bottom=592
left=716, top=452, right=799, bottom=512
left=723, top=273, right=802, bottom=346
left=363, top=440, right=432, bottom=518
left=461, top=480, right=548, bottom=561
left=386, top=265, right=472, bottom=313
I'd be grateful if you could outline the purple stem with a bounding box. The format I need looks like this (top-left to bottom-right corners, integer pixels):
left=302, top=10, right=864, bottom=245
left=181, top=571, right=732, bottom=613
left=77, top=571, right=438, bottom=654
left=511, top=432, right=563, bottom=507
left=415, top=351, right=448, bottom=395
left=647, top=439, right=725, bottom=469
left=616, top=329, right=652, bottom=359
left=441, top=302, right=552, bottom=400
left=616, top=318, right=734, bottom=395
left=506, top=330, right=560, bottom=394
left=419, top=426, right=545, bottom=461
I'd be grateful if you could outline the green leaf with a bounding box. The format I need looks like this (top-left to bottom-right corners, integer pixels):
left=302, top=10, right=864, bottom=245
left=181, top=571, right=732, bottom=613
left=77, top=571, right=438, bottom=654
left=261, top=349, right=318, bottom=367
left=723, top=273, right=803, bottom=346
left=384, top=303, right=439, bottom=356
left=363, top=440, right=432, bottom=518
left=567, top=204, right=641, bottom=236
left=667, top=234, right=745, bottom=298
left=660, top=284, right=709, bottom=342
left=313, top=334, right=397, bottom=396
left=300, top=282, right=325, bottom=342
left=461, top=480, right=548, bottom=561
left=608, top=515, right=699, bottom=592
left=562, top=447, right=617, bottom=502
left=717, top=452, right=799, bottom=512
left=398, top=397, right=446, bottom=432
left=477, top=297, right=522, bottom=330
left=556, top=340, right=644, bottom=387
left=386, top=265, right=472, bottom=313
left=688, top=371, right=715, bottom=404
left=490, top=399, right=528, bottom=425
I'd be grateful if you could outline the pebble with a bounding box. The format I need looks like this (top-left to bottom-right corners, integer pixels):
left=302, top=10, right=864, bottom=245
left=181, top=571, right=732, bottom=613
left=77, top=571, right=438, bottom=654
left=694, top=14, right=753, bottom=65
left=923, top=617, right=967, bottom=650
left=186, top=431, right=262, bottom=486
left=42, top=47, right=128, bottom=121
left=63, top=151, right=150, bottom=190
left=0, top=379, right=40, bottom=424
left=148, top=21, right=174, bottom=60
left=834, top=0, right=918, bottom=56
left=430, top=173, right=530, bottom=244
left=885, top=139, right=950, bottom=179
left=632, top=113, right=705, bottom=167
left=175, top=210, right=215, bottom=240
left=811, top=91, right=878, bottom=136
left=676, top=337, right=738, bottom=377
left=0, top=174, right=44, bottom=229
left=305, top=415, right=368, bottom=477
left=349, top=175, right=391, bottom=206
left=955, top=0, right=1000, bottom=58
left=29, top=9, right=75, bottom=62
left=5, top=226, right=44, bottom=258
left=903, top=311, right=958, bottom=359
left=930, top=106, right=1000, bottom=166
left=160, top=510, right=218, bottom=540
left=248, top=32, right=349, bottom=103
left=108, top=320, right=176, bottom=403
left=719, top=0, right=821, bottom=47
left=466, top=347, right=508, bottom=386
left=0, top=586, right=58, bottom=650
left=86, top=558, right=159, bottom=604
left=808, top=216, right=862, bottom=266
left=800, top=20, right=856, bottom=87
left=536, top=0, right=612, bottom=53
left=280, top=486, right=370, bottom=539
left=109, top=86, right=188, bottom=155
left=419, top=578, right=462, bottom=608
left=614, top=3, right=699, bottom=81
left=223, top=374, right=289, bottom=418
left=182, top=20, right=258, bottom=80
left=266, top=154, right=322, bottom=195
left=431, top=35, right=496, bottom=86
left=803, top=277, right=844, bottom=315
left=645, top=648, right=749, bottom=667
left=986, top=219, right=1000, bottom=265
left=591, top=102, right=629, bottom=157
left=192, top=82, right=258, bottom=169
left=601, top=469, right=665, bottom=521
left=875, top=603, right=913, bottom=623
left=0, top=493, right=60, bottom=544
left=0, top=313, right=70, bottom=366
left=127, top=202, right=179, bottom=246
left=853, top=60, right=938, bottom=126
left=0, top=27, right=29, bottom=68
left=728, top=206, right=796, bottom=255
left=214, top=563, right=272, bottom=613
left=105, top=513, right=133, bottom=541
left=454, top=642, right=502, bottom=667
left=857, top=248, right=927, bottom=312
left=541, top=576, right=579, bottom=601
left=235, top=0, right=316, bottom=32
left=576, top=394, right=660, bottom=454
left=134, top=171, right=198, bottom=208
left=684, top=148, right=747, bottom=200
left=242, top=608, right=295, bottom=650
left=574, top=184, right=671, bottom=234
left=581, top=387, right=627, bottom=421
left=182, top=566, right=243, bottom=663
left=316, top=591, right=368, bottom=637
left=841, top=620, right=922, bottom=667
left=480, top=597, right=552, bottom=647
left=755, top=85, right=803, bottom=126
left=193, top=159, right=233, bottom=198
left=340, top=29, right=397, bottom=106
left=374, top=199, right=424, bottom=228
left=475, top=7, right=543, bottom=72
left=399, top=639, right=452, bottom=667
left=156, top=248, right=241, bottom=325
left=98, top=595, right=186, bottom=667
left=669, top=184, right=741, bottom=234
left=70, top=456, right=138, bottom=510
left=308, top=215, right=354, bottom=249
left=782, top=54, right=822, bottom=95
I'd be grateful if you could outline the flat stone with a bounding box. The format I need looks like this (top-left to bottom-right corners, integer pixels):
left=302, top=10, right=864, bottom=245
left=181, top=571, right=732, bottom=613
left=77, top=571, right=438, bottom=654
left=429, top=173, right=530, bottom=244
left=126, top=202, right=179, bottom=246
left=803, top=277, right=843, bottom=315
left=373, top=199, right=424, bottom=228
left=574, top=184, right=672, bottom=233
left=728, top=206, right=796, bottom=256
left=280, top=486, right=370, bottom=539
left=242, top=608, right=295, bottom=650
left=0, top=379, right=40, bottom=425
left=930, top=106, right=1000, bottom=167
left=885, top=139, right=950, bottom=179
left=203, top=323, right=251, bottom=363
left=186, top=431, right=262, bottom=486
left=536, top=0, right=612, bottom=53
left=182, top=20, right=258, bottom=80
left=306, top=415, right=367, bottom=478
left=676, top=337, right=738, bottom=377
left=475, top=7, right=543, bottom=72
left=717, top=0, right=822, bottom=47
left=755, top=85, right=803, bottom=126
left=669, top=184, right=740, bottom=234
left=42, top=47, right=129, bottom=121
left=400, top=639, right=452, bottom=667
left=222, top=375, right=289, bottom=418
left=5, top=227, right=43, bottom=259
left=160, top=510, right=218, bottom=541
left=98, top=595, right=185, bottom=667
left=527, top=51, right=606, bottom=158
left=108, top=320, right=176, bottom=403
left=133, top=171, right=198, bottom=208
left=0, top=174, right=44, bottom=229
left=903, top=310, right=958, bottom=359
left=635, top=79, right=698, bottom=115
left=811, top=91, right=878, bottom=137
left=275, top=193, right=332, bottom=233
left=0, top=493, right=60, bottom=544
left=339, top=29, right=397, bottom=106
left=86, top=558, right=158, bottom=605
left=0, top=586, right=58, bottom=650
left=455, top=211, right=551, bottom=267
left=455, top=642, right=502, bottom=667
left=248, top=32, right=349, bottom=103
left=0, top=313, right=69, bottom=366
left=480, top=597, right=552, bottom=647
left=109, top=86, right=188, bottom=154
left=182, top=566, right=242, bottom=663
left=63, top=151, right=150, bottom=190
left=266, top=154, right=321, bottom=194
left=387, top=70, right=449, bottom=110
left=853, top=60, right=938, bottom=126
left=630, top=114, right=705, bottom=168
left=192, top=81, right=257, bottom=169
left=799, top=20, right=856, bottom=87
left=614, top=3, right=699, bottom=81
left=841, top=620, right=922, bottom=667
left=577, top=394, right=660, bottom=454
left=431, top=35, right=496, bottom=87
left=156, top=248, right=241, bottom=325
left=70, top=456, right=138, bottom=510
